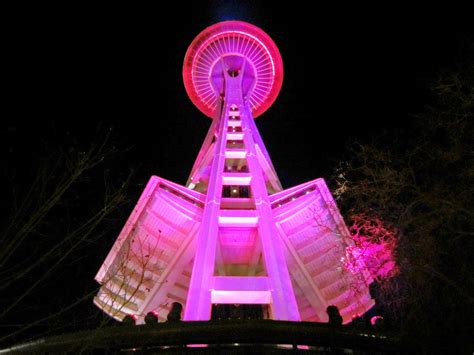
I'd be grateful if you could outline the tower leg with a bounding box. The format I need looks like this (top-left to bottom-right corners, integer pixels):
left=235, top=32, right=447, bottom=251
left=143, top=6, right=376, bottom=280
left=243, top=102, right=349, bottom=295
left=240, top=105, right=300, bottom=321
left=184, top=108, right=227, bottom=321
left=184, top=68, right=300, bottom=321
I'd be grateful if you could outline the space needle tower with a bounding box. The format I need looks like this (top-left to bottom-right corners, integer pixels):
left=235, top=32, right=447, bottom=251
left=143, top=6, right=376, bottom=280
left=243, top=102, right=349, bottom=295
left=94, top=21, right=374, bottom=324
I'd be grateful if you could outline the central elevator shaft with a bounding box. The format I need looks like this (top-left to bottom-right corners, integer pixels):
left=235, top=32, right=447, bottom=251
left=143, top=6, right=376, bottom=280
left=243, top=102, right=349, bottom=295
left=183, top=63, right=300, bottom=321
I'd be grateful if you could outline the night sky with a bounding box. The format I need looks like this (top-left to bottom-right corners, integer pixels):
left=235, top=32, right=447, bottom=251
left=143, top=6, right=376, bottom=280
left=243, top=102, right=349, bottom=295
left=2, top=1, right=472, bottom=344
left=5, top=3, right=471, bottom=188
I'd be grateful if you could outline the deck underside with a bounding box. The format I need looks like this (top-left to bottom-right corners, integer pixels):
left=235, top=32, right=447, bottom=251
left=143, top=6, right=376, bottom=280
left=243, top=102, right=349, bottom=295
left=94, top=176, right=373, bottom=324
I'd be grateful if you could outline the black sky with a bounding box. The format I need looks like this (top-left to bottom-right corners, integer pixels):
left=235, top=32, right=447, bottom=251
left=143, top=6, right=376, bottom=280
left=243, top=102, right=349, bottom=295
left=4, top=3, right=472, bottom=191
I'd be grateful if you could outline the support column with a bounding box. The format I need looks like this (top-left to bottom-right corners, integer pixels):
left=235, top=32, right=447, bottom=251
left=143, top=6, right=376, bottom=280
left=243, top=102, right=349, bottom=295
left=240, top=103, right=300, bottom=321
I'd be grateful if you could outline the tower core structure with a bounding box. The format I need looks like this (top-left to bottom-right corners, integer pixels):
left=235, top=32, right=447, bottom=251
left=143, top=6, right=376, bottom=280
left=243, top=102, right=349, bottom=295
left=94, top=21, right=374, bottom=324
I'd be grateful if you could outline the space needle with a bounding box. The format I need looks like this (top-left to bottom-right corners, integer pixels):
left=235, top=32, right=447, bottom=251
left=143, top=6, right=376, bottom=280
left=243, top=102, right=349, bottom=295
left=94, top=21, right=374, bottom=324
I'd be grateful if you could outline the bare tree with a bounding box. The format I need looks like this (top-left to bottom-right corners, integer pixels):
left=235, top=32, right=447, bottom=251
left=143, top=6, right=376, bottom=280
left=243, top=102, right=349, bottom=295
left=0, top=127, right=132, bottom=346
left=95, top=229, right=164, bottom=323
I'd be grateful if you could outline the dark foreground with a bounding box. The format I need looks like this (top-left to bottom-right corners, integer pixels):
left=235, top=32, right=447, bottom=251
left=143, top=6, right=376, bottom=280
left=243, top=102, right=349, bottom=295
left=0, top=320, right=423, bottom=354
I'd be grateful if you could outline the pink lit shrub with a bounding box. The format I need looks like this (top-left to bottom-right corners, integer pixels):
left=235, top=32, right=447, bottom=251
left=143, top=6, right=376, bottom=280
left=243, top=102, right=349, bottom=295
left=341, top=214, right=399, bottom=281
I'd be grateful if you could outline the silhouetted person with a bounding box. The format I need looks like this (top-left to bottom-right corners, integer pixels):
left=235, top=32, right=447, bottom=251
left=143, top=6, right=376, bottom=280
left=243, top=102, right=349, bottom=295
left=326, top=306, right=345, bottom=354
left=145, top=311, right=159, bottom=325
left=370, top=315, right=385, bottom=330
left=167, top=302, right=183, bottom=322
left=122, top=314, right=136, bottom=326
left=368, top=280, right=389, bottom=329
left=369, top=280, right=379, bottom=300
left=326, top=305, right=343, bottom=326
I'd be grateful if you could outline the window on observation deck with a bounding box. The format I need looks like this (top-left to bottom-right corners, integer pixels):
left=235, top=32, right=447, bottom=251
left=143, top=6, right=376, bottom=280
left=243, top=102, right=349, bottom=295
left=228, top=126, right=243, bottom=133
left=238, top=185, right=250, bottom=198
left=222, top=185, right=251, bottom=198
left=226, top=140, right=245, bottom=149
left=224, top=159, right=249, bottom=173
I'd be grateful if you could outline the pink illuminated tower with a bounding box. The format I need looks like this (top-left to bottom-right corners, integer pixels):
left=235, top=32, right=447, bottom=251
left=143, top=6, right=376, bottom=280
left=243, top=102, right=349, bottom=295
left=94, top=21, right=374, bottom=324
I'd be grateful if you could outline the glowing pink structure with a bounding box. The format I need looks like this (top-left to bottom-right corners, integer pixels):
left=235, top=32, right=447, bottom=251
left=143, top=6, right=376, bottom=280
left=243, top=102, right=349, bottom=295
left=94, top=21, right=374, bottom=324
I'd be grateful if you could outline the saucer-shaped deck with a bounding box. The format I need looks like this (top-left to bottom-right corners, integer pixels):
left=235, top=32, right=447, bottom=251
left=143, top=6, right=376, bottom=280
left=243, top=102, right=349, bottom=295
left=183, top=21, right=283, bottom=118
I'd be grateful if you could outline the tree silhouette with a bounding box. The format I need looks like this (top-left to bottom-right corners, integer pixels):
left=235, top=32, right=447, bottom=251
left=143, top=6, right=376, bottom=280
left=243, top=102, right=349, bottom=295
left=0, top=127, right=132, bottom=346
left=335, top=60, right=474, bottom=349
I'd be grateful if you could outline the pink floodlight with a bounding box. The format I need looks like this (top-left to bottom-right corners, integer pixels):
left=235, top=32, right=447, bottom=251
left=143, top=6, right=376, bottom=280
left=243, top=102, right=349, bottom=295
left=183, top=21, right=284, bottom=118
